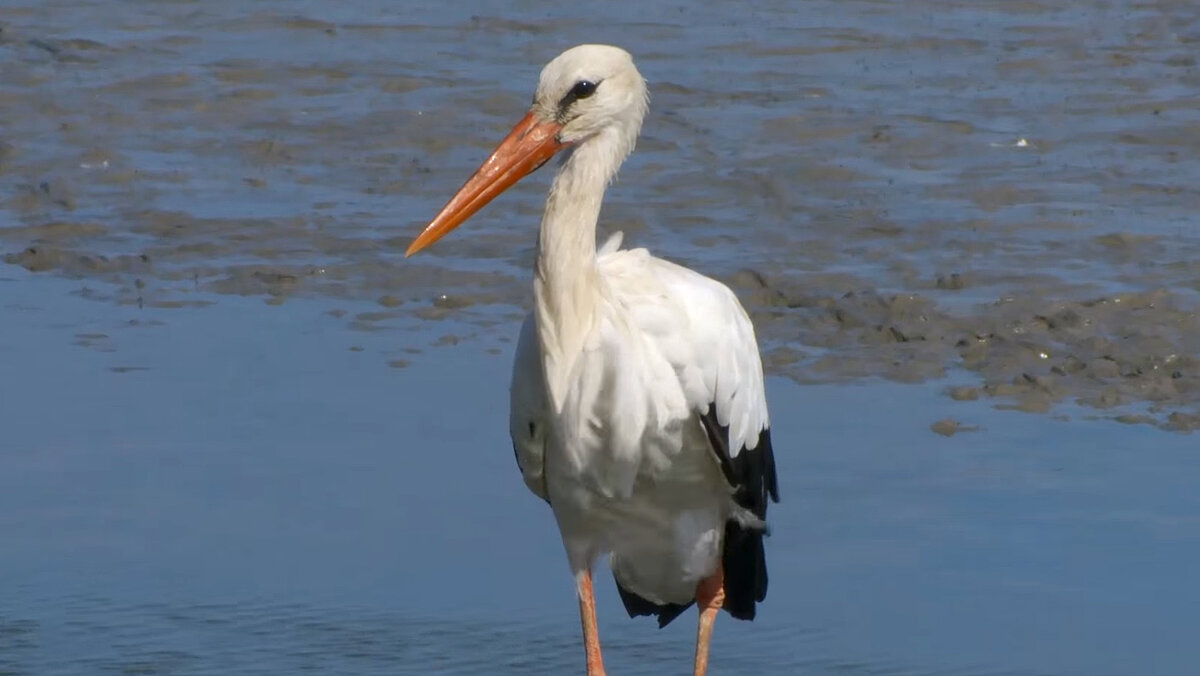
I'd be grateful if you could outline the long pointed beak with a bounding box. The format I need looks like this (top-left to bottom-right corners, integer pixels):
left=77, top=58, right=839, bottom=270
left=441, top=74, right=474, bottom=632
left=406, top=112, right=566, bottom=257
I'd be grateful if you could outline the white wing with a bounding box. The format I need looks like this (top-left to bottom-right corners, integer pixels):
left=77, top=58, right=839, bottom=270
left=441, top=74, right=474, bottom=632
left=597, top=245, right=778, bottom=518
left=596, top=243, right=779, bottom=621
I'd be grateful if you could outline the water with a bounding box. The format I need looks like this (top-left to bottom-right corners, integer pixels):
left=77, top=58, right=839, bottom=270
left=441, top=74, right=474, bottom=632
left=3, top=1, right=1200, bottom=674
left=5, top=272, right=1200, bottom=675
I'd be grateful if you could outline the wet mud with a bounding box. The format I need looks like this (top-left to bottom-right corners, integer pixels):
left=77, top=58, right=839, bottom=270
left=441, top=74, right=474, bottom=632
left=732, top=269, right=1200, bottom=430
left=3, top=1, right=1200, bottom=429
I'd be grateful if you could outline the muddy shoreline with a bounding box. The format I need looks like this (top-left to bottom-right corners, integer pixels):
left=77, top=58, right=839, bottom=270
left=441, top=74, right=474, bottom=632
left=7, top=225, right=1200, bottom=431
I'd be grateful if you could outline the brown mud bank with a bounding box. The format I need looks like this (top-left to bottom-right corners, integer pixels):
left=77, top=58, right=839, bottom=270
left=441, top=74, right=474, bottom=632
left=7, top=220, right=1200, bottom=431
left=730, top=268, right=1200, bottom=431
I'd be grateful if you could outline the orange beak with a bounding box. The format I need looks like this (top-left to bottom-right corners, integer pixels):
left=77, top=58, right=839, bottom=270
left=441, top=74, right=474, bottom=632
left=405, top=112, right=567, bottom=257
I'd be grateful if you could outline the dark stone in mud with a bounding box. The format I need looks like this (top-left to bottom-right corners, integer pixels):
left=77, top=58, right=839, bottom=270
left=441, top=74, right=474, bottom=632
left=931, top=419, right=960, bottom=436
left=930, top=418, right=980, bottom=436
left=1165, top=412, right=1200, bottom=432
left=948, top=386, right=979, bottom=401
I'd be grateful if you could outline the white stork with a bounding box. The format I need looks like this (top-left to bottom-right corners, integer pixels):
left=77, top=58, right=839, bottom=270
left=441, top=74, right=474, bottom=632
left=406, top=44, right=779, bottom=676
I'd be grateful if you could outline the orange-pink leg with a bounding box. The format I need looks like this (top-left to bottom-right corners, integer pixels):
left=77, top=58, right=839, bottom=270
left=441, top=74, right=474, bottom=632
left=576, top=570, right=607, bottom=676
left=693, top=562, right=725, bottom=676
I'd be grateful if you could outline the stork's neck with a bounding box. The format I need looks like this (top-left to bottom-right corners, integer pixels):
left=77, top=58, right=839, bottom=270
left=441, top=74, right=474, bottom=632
left=532, top=130, right=628, bottom=391
left=534, top=132, right=625, bottom=319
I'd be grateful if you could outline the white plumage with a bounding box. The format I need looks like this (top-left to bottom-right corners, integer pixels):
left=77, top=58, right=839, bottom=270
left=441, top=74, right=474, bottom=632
left=408, top=44, right=779, bottom=676
left=510, top=233, right=770, bottom=601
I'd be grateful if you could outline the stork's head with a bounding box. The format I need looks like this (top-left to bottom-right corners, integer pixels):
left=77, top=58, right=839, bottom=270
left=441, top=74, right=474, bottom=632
left=406, top=44, right=648, bottom=257
left=531, top=44, right=648, bottom=147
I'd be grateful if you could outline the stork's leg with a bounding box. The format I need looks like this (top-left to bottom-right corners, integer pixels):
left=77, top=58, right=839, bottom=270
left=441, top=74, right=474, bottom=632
left=576, top=570, right=607, bottom=676
left=692, top=562, right=725, bottom=676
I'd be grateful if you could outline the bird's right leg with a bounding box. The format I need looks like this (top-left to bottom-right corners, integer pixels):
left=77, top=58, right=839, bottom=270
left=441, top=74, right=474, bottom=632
left=692, top=561, right=725, bottom=676
left=576, top=569, right=607, bottom=676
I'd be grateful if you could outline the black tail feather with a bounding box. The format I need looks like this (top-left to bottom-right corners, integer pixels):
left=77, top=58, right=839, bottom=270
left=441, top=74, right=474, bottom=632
left=615, top=579, right=693, bottom=628
left=721, top=520, right=768, bottom=621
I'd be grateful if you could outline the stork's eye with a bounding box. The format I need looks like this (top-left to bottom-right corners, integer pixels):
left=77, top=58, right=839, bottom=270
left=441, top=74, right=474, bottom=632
left=556, top=79, right=602, bottom=118
left=571, top=80, right=598, bottom=99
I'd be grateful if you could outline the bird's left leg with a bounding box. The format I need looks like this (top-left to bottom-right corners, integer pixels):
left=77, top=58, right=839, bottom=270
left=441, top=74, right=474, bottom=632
left=576, top=569, right=607, bottom=676
left=692, top=561, right=725, bottom=676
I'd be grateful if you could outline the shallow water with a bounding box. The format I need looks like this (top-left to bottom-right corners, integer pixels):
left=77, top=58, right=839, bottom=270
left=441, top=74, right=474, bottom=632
left=3, top=1, right=1200, bottom=674
left=4, top=273, right=1200, bottom=675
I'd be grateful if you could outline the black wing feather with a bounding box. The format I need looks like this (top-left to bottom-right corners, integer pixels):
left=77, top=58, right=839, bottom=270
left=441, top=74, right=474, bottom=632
left=700, top=406, right=779, bottom=621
